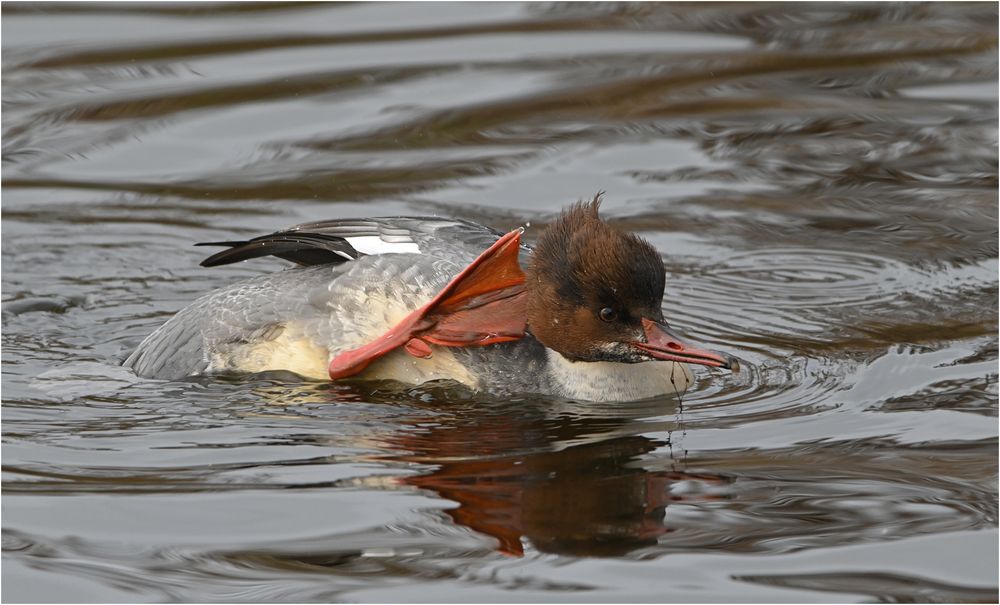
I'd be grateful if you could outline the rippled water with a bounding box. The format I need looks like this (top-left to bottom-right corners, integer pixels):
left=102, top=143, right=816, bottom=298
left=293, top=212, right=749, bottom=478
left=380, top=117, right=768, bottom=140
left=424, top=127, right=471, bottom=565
left=2, top=2, right=998, bottom=602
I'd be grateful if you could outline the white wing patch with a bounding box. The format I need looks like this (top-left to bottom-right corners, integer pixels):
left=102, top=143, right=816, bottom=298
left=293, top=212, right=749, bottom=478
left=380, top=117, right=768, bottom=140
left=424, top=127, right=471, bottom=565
left=345, top=236, right=420, bottom=255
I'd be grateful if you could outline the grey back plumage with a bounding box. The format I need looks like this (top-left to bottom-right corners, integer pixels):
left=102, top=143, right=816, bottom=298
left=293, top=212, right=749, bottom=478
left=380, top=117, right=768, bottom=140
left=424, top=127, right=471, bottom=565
left=125, top=264, right=346, bottom=379
left=125, top=217, right=522, bottom=380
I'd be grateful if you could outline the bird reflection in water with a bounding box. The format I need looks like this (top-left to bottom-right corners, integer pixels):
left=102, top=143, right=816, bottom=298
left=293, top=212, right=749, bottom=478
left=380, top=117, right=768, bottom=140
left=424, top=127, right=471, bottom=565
left=380, top=393, right=728, bottom=557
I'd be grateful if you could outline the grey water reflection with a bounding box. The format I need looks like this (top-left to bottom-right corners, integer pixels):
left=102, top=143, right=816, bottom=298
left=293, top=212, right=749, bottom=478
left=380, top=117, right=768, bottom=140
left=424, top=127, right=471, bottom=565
left=2, top=1, right=998, bottom=603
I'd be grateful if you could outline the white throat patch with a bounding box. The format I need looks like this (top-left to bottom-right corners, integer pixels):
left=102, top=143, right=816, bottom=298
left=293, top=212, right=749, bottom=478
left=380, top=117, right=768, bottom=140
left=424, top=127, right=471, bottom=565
left=544, top=348, right=693, bottom=402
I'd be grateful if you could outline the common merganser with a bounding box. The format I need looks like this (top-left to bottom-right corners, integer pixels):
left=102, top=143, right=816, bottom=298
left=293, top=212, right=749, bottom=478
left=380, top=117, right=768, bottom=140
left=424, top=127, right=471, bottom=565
left=125, top=196, right=736, bottom=401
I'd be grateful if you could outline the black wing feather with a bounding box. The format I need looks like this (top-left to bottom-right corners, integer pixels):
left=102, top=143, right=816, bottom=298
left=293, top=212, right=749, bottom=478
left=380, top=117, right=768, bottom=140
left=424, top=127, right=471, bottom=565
left=196, top=233, right=361, bottom=268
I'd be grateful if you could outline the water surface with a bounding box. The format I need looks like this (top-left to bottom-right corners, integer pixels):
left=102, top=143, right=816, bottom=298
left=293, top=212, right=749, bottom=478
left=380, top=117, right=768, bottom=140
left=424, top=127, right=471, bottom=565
left=2, top=2, right=998, bottom=602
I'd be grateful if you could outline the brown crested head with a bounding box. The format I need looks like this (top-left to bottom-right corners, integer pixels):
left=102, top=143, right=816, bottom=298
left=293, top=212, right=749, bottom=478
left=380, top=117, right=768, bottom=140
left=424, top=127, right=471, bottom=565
left=525, top=195, right=667, bottom=363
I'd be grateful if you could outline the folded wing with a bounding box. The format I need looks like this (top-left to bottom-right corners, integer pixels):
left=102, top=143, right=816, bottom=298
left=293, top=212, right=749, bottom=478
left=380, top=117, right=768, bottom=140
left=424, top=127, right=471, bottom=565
left=195, top=217, right=512, bottom=268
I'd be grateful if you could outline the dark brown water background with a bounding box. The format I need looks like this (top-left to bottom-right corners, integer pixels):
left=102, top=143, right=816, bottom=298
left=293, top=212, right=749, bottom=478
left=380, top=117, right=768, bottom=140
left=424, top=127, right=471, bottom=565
left=2, top=2, right=998, bottom=602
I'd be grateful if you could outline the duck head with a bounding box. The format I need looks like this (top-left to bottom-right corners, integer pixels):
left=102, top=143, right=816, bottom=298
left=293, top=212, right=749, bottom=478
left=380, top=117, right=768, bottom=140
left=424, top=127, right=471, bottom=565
left=526, top=197, right=735, bottom=370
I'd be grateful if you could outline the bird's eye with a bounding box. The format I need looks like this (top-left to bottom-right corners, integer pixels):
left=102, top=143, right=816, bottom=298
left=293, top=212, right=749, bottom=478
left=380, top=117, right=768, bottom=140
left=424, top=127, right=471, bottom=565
left=599, top=307, right=617, bottom=322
